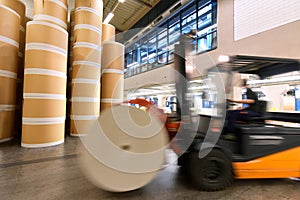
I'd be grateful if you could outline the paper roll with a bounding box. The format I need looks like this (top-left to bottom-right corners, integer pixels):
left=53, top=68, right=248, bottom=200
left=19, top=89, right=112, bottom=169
left=0, top=0, right=26, bottom=26
left=70, top=118, right=97, bottom=136
left=24, top=49, right=67, bottom=73
left=0, top=5, right=20, bottom=42
left=21, top=123, right=65, bottom=147
left=75, top=0, right=103, bottom=12
left=0, top=109, right=15, bottom=142
left=71, top=82, right=100, bottom=98
left=0, top=73, right=17, bottom=105
left=102, top=23, right=115, bottom=43
left=23, top=98, right=66, bottom=118
left=71, top=101, right=100, bottom=116
left=0, top=41, right=19, bottom=73
left=72, top=43, right=101, bottom=63
left=101, top=42, right=124, bottom=71
left=79, top=106, right=168, bottom=192
left=74, top=24, right=102, bottom=45
left=74, top=7, right=102, bottom=29
left=26, top=21, right=68, bottom=50
left=101, top=72, right=124, bottom=99
left=23, top=73, right=67, bottom=94
left=72, top=62, right=101, bottom=80
left=34, top=0, right=68, bottom=29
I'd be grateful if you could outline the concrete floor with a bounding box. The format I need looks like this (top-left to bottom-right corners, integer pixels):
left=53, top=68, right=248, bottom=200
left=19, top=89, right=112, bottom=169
left=1, top=136, right=300, bottom=200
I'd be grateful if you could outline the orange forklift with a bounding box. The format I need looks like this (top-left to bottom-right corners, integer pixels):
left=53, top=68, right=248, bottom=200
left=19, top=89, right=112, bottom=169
left=168, top=40, right=300, bottom=191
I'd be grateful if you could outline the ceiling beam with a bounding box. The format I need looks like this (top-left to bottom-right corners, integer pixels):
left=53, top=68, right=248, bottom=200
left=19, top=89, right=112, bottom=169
left=132, top=0, right=153, bottom=8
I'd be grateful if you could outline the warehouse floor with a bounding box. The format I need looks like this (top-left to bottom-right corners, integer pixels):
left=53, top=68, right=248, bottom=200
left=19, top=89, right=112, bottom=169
left=1, top=136, right=300, bottom=200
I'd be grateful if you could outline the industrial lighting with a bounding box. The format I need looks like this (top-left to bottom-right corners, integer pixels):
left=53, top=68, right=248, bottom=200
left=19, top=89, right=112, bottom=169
left=103, top=12, right=114, bottom=24
left=118, top=0, right=126, bottom=3
left=218, top=55, right=230, bottom=63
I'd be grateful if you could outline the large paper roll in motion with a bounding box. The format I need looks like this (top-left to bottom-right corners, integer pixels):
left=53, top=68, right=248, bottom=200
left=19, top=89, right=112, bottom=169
left=102, top=23, right=115, bottom=43
left=75, top=0, right=103, bottom=11
left=72, top=42, right=101, bottom=63
left=71, top=81, right=100, bottom=98
left=34, top=0, right=68, bottom=29
left=72, top=61, right=101, bottom=80
left=79, top=106, right=168, bottom=192
left=101, top=42, right=124, bottom=111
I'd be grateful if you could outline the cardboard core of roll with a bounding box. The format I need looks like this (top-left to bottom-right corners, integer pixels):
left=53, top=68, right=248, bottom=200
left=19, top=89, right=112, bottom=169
left=26, top=21, right=68, bottom=49
left=0, top=41, right=18, bottom=73
left=102, top=42, right=124, bottom=71
left=22, top=123, right=65, bottom=146
left=71, top=101, right=100, bottom=115
left=71, top=83, right=100, bottom=98
left=0, top=110, right=15, bottom=141
left=0, top=76, right=17, bottom=104
left=0, top=5, right=21, bottom=42
left=24, top=50, right=67, bottom=73
left=23, top=74, right=66, bottom=94
left=23, top=98, right=66, bottom=118
left=101, top=73, right=124, bottom=99
left=102, top=23, right=115, bottom=43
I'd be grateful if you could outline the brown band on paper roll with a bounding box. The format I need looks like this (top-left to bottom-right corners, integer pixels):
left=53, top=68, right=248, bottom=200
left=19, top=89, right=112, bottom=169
left=0, top=109, right=15, bottom=142
left=71, top=81, right=100, bottom=98
left=72, top=62, right=101, bottom=80
left=74, top=24, right=102, bottom=45
left=72, top=43, right=101, bottom=63
left=0, top=41, right=19, bottom=73
left=102, top=23, right=115, bottom=43
left=0, top=5, right=20, bottom=42
left=101, top=42, right=124, bottom=71
left=101, top=72, right=124, bottom=99
left=23, top=72, right=67, bottom=94
left=21, top=123, right=65, bottom=147
left=24, top=49, right=67, bottom=73
left=75, top=0, right=103, bottom=12
left=70, top=118, right=97, bottom=136
left=22, top=98, right=66, bottom=118
left=0, top=0, right=26, bottom=26
left=0, top=73, right=17, bottom=105
left=100, top=102, right=122, bottom=111
left=74, top=7, right=102, bottom=29
left=34, top=0, right=68, bottom=26
left=71, top=101, right=100, bottom=116
left=26, top=21, right=68, bottom=50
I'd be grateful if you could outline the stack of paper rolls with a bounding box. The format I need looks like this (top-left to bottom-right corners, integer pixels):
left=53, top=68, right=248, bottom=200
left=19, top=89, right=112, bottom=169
left=102, top=23, right=115, bottom=43
left=70, top=0, right=103, bottom=136
left=33, top=0, right=68, bottom=30
left=0, top=3, right=21, bottom=142
left=22, top=21, right=68, bottom=148
left=100, top=42, right=125, bottom=111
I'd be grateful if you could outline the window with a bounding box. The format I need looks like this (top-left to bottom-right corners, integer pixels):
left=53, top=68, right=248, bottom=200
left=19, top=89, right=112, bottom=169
left=125, top=0, right=218, bottom=77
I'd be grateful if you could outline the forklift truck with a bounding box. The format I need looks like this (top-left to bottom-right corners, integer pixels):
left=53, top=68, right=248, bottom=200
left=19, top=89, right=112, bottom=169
left=171, top=51, right=300, bottom=191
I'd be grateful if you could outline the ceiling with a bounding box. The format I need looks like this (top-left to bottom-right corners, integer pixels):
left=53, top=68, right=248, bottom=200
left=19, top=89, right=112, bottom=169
left=103, top=0, right=161, bottom=32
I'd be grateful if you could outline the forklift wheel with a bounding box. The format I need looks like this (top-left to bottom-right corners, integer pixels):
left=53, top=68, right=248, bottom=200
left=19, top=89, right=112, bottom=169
left=188, top=149, right=234, bottom=191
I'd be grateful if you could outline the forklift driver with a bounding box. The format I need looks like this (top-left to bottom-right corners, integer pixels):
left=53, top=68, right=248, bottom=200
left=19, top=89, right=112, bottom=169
left=225, top=79, right=261, bottom=135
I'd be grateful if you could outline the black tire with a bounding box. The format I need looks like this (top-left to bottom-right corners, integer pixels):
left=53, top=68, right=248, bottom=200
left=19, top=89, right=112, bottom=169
left=187, top=149, right=234, bottom=191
